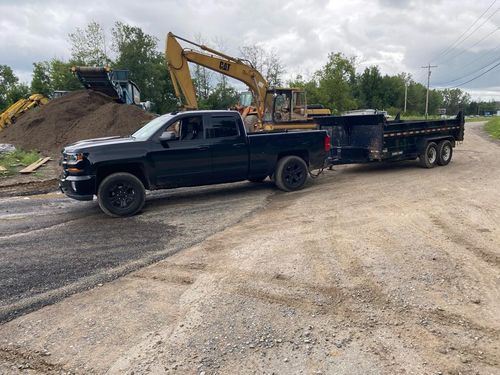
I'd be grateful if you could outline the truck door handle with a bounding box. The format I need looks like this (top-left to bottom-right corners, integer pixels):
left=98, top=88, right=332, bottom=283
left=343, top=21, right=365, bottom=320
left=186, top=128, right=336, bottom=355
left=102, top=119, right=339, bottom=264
left=232, top=143, right=245, bottom=148
left=197, top=146, right=209, bottom=150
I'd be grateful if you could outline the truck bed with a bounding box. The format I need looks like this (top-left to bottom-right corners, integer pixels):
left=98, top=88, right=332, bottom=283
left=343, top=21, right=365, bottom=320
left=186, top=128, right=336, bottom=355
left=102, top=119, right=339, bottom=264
left=247, top=130, right=328, bottom=177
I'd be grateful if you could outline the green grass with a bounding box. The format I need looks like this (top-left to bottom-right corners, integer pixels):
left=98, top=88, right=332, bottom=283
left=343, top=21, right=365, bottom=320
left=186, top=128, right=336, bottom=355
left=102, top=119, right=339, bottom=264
left=485, top=117, right=500, bottom=140
left=0, top=149, right=40, bottom=177
left=466, top=116, right=490, bottom=123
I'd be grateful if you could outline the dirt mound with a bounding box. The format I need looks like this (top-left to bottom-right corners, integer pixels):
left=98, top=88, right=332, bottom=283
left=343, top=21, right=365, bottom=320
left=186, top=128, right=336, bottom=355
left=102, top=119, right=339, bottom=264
left=0, top=90, right=155, bottom=156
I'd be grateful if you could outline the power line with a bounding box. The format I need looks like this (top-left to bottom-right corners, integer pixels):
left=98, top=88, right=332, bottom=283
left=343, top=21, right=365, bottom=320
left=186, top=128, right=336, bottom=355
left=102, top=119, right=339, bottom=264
left=433, top=39, right=500, bottom=85
left=438, top=53, right=500, bottom=86
left=436, top=8, right=500, bottom=65
left=431, top=0, right=498, bottom=63
left=439, top=26, right=499, bottom=64
left=461, top=41, right=500, bottom=69
left=441, top=59, right=500, bottom=88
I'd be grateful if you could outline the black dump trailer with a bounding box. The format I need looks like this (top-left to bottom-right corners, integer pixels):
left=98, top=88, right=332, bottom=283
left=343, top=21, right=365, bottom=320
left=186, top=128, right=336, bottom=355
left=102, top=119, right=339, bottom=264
left=316, top=112, right=464, bottom=168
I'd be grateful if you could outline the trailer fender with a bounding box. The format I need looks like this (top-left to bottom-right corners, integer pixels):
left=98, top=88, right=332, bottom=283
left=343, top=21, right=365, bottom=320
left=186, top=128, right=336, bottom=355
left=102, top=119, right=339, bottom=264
left=417, top=136, right=456, bottom=154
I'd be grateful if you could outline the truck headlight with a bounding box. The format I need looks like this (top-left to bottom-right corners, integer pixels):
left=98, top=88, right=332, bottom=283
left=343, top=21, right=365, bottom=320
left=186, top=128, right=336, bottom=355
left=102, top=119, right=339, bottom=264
left=67, top=153, right=84, bottom=162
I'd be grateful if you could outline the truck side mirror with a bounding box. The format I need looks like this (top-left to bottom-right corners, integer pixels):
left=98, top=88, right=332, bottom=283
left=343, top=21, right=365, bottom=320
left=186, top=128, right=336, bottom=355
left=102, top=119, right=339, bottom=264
left=159, top=131, right=178, bottom=142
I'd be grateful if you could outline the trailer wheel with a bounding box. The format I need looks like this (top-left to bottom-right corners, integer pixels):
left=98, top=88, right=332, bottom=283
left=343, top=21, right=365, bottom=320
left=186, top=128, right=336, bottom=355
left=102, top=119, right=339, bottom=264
left=274, top=156, right=308, bottom=191
left=97, top=172, right=145, bottom=217
left=437, top=140, right=453, bottom=166
left=419, top=142, right=438, bottom=168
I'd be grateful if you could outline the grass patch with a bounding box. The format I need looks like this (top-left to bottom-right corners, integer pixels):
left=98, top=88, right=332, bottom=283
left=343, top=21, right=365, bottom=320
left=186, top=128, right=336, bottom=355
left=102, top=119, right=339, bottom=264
left=0, top=149, right=40, bottom=177
left=466, top=116, right=490, bottom=123
left=485, top=117, right=500, bottom=140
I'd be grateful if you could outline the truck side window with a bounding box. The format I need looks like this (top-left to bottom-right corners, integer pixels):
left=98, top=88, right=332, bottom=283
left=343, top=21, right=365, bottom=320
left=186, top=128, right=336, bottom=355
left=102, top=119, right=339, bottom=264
left=206, top=116, right=239, bottom=138
left=180, top=116, right=203, bottom=141
left=164, top=115, right=203, bottom=141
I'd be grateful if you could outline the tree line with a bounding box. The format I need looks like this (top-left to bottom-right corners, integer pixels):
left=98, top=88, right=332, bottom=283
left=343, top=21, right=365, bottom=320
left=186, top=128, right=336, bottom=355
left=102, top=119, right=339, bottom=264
left=1, top=21, right=497, bottom=116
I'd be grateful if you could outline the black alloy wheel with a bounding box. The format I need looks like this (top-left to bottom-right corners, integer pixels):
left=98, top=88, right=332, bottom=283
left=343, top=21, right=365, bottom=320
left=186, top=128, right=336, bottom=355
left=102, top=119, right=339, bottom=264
left=98, top=172, right=146, bottom=217
left=274, top=156, right=308, bottom=191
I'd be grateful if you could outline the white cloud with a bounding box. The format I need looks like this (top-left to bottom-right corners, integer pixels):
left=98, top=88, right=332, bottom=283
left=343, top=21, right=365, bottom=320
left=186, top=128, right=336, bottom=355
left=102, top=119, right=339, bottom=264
left=1, top=0, right=499, bottom=99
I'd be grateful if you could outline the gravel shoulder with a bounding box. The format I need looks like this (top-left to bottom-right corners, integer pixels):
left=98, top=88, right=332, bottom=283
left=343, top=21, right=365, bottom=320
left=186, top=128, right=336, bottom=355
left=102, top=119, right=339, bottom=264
left=1, top=122, right=499, bottom=374
left=0, top=159, right=59, bottom=198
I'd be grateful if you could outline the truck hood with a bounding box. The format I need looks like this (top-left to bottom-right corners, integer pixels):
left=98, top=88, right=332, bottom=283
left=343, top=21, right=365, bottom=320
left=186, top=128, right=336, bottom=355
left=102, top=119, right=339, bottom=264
left=63, top=136, right=137, bottom=152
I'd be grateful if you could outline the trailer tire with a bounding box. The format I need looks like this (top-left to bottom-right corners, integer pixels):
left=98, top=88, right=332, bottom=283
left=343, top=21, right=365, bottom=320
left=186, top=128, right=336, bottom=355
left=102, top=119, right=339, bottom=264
left=97, top=172, right=145, bottom=217
left=437, top=140, right=453, bottom=166
left=419, top=142, right=438, bottom=169
left=274, top=155, right=308, bottom=192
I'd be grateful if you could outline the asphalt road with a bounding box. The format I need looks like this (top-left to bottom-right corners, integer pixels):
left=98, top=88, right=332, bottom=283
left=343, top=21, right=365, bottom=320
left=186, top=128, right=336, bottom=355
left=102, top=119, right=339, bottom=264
left=0, top=181, right=275, bottom=322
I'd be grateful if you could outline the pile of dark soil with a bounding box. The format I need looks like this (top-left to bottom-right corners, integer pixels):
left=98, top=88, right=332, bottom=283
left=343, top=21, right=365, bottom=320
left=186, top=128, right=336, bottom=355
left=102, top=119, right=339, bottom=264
left=0, top=90, right=155, bottom=156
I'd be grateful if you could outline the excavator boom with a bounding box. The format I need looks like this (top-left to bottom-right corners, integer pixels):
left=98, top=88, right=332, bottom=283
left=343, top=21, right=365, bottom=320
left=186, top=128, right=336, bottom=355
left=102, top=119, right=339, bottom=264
left=0, top=94, right=49, bottom=131
left=166, top=32, right=268, bottom=120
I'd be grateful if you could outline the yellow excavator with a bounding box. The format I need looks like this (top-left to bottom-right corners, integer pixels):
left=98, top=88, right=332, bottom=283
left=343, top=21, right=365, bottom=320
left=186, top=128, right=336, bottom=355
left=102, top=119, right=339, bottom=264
left=0, top=94, right=49, bottom=131
left=165, top=32, right=330, bottom=132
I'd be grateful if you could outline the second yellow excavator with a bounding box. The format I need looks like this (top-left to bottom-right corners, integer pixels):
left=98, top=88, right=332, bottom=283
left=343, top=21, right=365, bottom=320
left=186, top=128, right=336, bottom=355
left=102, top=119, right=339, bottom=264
left=165, top=32, right=330, bottom=132
left=0, top=94, right=49, bottom=131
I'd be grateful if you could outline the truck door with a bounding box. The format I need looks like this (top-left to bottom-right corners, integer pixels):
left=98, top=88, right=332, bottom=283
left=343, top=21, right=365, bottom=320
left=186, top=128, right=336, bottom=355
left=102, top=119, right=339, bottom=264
left=206, top=114, right=249, bottom=182
left=150, top=114, right=211, bottom=187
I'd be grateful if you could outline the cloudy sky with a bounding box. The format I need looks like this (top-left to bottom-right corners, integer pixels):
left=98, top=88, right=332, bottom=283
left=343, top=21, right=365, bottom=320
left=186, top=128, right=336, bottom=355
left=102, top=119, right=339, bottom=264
left=1, top=0, right=500, bottom=99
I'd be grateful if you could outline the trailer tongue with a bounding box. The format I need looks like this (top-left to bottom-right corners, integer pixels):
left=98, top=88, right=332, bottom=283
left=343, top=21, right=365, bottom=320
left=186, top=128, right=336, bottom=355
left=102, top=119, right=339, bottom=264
left=317, top=112, right=465, bottom=168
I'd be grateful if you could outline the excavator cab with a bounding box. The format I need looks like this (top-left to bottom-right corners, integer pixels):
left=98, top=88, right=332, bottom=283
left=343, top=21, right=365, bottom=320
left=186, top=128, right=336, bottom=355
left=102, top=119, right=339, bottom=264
left=269, top=89, right=308, bottom=123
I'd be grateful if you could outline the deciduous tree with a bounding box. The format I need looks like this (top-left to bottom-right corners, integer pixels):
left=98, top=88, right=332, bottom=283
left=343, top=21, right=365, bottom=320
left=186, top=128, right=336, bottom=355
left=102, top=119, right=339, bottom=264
left=314, top=52, right=357, bottom=113
left=68, top=21, right=110, bottom=66
left=112, top=22, right=177, bottom=113
left=239, top=45, right=285, bottom=86
left=0, top=65, right=30, bottom=111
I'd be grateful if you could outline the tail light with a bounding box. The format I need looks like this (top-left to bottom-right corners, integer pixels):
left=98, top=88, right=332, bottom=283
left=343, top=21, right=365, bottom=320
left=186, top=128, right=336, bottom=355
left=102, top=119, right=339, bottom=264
left=324, top=134, right=331, bottom=152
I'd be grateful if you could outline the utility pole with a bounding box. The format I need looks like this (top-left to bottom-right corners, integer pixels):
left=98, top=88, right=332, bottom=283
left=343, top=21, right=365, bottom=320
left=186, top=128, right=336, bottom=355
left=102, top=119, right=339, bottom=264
left=421, top=64, right=438, bottom=119
left=404, top=81, right=408, bottom=113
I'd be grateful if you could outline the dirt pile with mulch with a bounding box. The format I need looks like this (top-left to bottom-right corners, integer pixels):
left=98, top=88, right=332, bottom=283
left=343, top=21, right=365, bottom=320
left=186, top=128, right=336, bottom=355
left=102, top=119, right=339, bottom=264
left=0, top=90, right=155, bottom=156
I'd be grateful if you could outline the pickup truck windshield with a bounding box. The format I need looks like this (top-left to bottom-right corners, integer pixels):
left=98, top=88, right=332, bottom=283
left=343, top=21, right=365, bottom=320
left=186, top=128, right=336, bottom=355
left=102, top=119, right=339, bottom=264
left=132, top=114, right=174, bottom=141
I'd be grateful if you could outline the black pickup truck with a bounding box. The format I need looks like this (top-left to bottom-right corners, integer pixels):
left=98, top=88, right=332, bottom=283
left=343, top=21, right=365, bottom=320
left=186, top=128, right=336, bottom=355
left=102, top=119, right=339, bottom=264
left=60, top=110, right=330, bottom=217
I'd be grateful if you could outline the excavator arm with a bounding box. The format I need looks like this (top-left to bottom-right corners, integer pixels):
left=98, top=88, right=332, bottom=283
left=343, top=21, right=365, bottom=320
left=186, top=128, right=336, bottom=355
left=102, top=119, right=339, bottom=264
left=165, top=32, right=268, bottom=121
left=0, top=94, right=49, bottom=131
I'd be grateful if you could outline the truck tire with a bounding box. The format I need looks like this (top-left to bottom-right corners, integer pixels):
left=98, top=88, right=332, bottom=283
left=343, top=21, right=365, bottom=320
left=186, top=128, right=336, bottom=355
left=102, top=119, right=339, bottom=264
left=274, top=155, right=308, bottom=192
left=419, top=142, right=438, bottom=169
left=97, top=172, right=145, bottom=217
left=437, top=140, right=453, bottom=166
